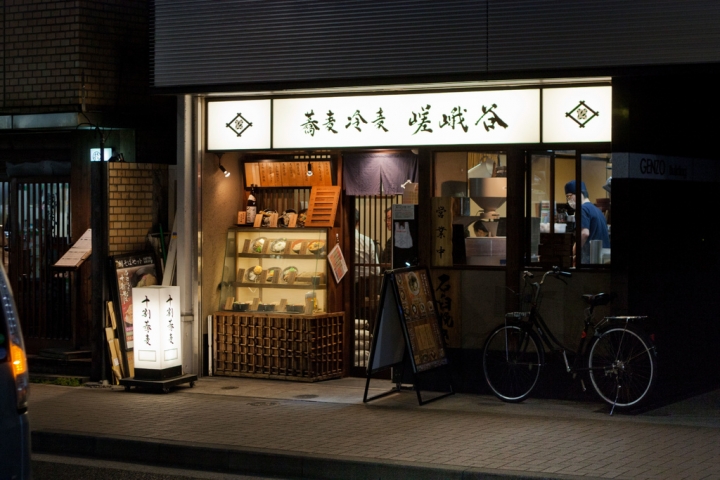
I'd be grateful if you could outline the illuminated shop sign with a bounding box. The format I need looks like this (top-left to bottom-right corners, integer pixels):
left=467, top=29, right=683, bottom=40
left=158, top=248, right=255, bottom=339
left=206, top=86, right=612, bottom=150
left=542, top=86, right=612, bottom=143
left=207, top=99, right=272, bottom=150
left=132, top=286, right=181, bottom=372
left=273, top=89, right=540, bottom=148
left=90, top=148, right=113, bottom=162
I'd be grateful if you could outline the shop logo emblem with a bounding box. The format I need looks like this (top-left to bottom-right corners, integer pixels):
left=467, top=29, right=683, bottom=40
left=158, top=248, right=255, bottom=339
left=226, top=112, right=253, bottom=137
left=565, top=100, right=599, bottom=128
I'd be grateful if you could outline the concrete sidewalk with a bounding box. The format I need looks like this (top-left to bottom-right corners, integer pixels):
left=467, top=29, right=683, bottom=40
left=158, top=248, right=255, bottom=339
left=29, top=376, right=720, bottom=479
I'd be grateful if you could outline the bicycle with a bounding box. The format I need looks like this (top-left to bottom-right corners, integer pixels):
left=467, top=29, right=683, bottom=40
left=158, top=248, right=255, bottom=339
left=482, top=267, right=658, bottom=414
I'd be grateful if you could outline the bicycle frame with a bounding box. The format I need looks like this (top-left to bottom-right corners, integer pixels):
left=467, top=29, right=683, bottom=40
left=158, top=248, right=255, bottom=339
left=511, top=270, right=609, bottom=377
left=488, top=268, right=658, bottom=412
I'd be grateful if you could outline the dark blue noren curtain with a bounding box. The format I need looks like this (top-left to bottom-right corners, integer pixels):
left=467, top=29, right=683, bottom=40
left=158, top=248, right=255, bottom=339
left=343, top=152, right=418, bottom=195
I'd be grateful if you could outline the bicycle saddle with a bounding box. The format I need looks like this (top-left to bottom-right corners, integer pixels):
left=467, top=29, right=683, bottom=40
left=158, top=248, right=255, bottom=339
left=582, top=293, right=612, bottom=307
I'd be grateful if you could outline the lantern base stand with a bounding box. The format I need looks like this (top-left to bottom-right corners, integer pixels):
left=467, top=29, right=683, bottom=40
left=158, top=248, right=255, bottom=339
left=135, top=366, right=183, bottom=380
left=120, top=373, right=197, bottom=393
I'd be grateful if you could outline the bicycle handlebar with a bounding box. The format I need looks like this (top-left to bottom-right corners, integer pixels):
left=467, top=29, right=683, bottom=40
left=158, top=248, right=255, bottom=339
left=521, top=266, right=572, bottom=305
left=522, top=266, right=572, bottom=286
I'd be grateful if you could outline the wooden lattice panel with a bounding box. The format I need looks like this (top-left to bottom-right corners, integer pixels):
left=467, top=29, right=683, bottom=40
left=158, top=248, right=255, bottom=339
left=304, top=186, right=340, bottom=227
left=213, top=312, right=343, bottom=381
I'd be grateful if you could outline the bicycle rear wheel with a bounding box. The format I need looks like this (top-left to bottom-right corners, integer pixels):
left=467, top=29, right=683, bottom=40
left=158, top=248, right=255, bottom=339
left=587, top=325, right=657, bottom=409
left=483, top=324, right=544, bottom=403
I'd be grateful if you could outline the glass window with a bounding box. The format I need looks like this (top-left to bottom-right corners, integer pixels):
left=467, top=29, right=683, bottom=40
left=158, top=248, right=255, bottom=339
left=580, top=153, right=612, bottom=265
left=527, top=151, right=611, bottom=268
left=434, top=151, right=508, bottom=267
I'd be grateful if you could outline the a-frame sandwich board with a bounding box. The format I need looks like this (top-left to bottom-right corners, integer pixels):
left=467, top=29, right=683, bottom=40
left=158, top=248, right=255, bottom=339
left=363, top=266, right=453, bottom=406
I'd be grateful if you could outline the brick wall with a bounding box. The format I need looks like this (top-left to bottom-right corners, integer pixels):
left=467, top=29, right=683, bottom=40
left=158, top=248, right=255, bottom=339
left=108, top=162, right=167, bottom=255
left=0, top=0, right=149, bottom=114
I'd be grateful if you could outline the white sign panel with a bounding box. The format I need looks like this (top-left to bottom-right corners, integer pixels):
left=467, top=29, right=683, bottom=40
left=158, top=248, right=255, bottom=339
left=542, top=86, right=612, bottom=143
left=207, top=100, right=271, bottom=150
left=392, top=204, right=415, bottom=220
left=133, top=286, right=181, bottom=371
left=90, top=148, right=113, bottom=162
left=273, top=90, right=540, bottom=148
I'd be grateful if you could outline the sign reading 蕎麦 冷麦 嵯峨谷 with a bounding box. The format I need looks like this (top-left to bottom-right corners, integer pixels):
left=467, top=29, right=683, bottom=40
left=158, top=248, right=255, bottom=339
left=206, top=86, right=612, bottom=150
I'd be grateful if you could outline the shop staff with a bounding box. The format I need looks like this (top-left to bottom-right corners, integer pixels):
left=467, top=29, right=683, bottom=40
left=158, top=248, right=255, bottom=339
left=564, top=180, right=610, bottom=264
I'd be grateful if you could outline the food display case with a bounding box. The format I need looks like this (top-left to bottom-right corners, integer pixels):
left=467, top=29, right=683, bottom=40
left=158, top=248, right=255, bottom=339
left=219, top=227, right=330, bottom=313
left=214, top=227, right=343, bottom=381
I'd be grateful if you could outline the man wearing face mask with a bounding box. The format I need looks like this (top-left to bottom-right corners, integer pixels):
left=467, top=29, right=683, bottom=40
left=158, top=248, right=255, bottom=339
left=564, top=179, right=610, bottom=265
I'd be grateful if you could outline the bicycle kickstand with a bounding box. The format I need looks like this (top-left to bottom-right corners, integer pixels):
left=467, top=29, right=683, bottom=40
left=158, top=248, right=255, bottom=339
left=610, top=383, right=621, bottom=416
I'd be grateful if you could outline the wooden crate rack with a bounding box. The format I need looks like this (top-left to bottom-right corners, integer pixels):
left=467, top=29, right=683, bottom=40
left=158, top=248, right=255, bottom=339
left=213, top=312, right=343, bottom=382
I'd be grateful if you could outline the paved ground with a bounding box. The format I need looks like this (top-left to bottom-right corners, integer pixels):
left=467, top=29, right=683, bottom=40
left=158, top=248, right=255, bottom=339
left=29, top=376, right=720, bottom=479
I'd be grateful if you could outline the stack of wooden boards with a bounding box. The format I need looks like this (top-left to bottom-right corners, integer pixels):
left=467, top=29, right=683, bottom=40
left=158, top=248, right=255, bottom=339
left=105, top=301, right=134, bottom=384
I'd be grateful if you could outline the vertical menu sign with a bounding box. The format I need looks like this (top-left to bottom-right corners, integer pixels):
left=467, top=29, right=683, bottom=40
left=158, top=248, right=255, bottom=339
left=392, top=268, right=447, bottom=372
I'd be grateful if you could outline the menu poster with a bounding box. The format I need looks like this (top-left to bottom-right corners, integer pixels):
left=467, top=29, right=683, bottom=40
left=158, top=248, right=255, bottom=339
left=110, top=252, right=161, bottom=351
left=280, top=162, right=291, bottom=187
left=242, top=161, right=333, bottom=187
left=244, top=162, right=260, bottom=186
left=272, top=162, right=282, bottom=186
left=301, top=161, right=313, bottom=187
left=364, top=265, right=453, bottom=405
left=327, top=244, right=348, bottom=283
left=258, top=162, right=272, bottom=186
left=392, top=268, right=447, bottom=372
left=321, top=161, right=333, bottom=184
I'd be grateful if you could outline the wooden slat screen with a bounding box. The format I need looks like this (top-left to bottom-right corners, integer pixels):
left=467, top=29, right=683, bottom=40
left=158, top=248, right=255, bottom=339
left=9, top=179, right=73, bottom=348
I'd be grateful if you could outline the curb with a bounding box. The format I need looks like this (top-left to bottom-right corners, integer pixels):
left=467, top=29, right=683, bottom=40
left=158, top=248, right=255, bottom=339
left=31, top=430, right=593, bottom=480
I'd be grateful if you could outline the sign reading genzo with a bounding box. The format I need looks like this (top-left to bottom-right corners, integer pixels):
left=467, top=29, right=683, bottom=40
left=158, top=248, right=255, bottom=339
left=639, top=157, right=665, bottom=175
left=639, top=157, right=688, bottom=179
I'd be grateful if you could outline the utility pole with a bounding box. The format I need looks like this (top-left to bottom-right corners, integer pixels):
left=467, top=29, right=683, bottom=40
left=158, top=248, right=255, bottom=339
left=90, top=130, right=109, bottom=384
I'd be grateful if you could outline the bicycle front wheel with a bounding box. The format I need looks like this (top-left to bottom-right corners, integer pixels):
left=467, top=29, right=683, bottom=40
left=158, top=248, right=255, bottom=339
left=588, top=325, right=657, bottom=409
left=483, top=324, right=544, bottom=403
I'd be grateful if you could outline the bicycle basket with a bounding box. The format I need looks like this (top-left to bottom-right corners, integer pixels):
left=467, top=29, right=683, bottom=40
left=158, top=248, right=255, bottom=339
left=504, top=286, right=535, bottom=320
left=520, top=283, right=541, bottom=312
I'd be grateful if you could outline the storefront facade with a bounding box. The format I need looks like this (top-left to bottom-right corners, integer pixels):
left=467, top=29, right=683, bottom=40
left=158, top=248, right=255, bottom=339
left=154, top=1, right=720, bottom=393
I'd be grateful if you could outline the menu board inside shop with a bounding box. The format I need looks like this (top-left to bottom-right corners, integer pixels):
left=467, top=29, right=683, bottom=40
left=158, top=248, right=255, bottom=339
left=244, top=161, right=333, bottom=188
left=392, top=268, right=447, bottom=373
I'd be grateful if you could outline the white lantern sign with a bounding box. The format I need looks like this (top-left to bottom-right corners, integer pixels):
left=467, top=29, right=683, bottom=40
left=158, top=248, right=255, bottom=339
left=132, top=285, right=182, bottom=379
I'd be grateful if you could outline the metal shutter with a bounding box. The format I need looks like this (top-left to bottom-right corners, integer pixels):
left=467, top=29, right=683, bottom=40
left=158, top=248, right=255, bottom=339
left=151, top=0, right=489, bottom=89
left=489, top=0, right=720, bottom=72
left=151, top=0, right=720, bottom=90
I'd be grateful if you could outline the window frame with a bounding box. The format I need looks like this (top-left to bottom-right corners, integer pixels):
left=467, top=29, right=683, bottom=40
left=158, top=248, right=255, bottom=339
left=525, top=149, right=612, bottom=270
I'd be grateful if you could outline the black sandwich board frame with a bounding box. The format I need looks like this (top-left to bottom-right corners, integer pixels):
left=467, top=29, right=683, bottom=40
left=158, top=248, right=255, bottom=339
left=363, top=266, right=454, bottom=406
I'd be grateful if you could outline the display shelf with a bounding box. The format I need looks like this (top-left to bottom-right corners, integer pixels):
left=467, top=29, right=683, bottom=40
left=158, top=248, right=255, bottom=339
left=231, top=282, right=327, bottom=290
left=237, top=253, right=325, bottom=259
left=219, top=227, right=329, bottom=315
